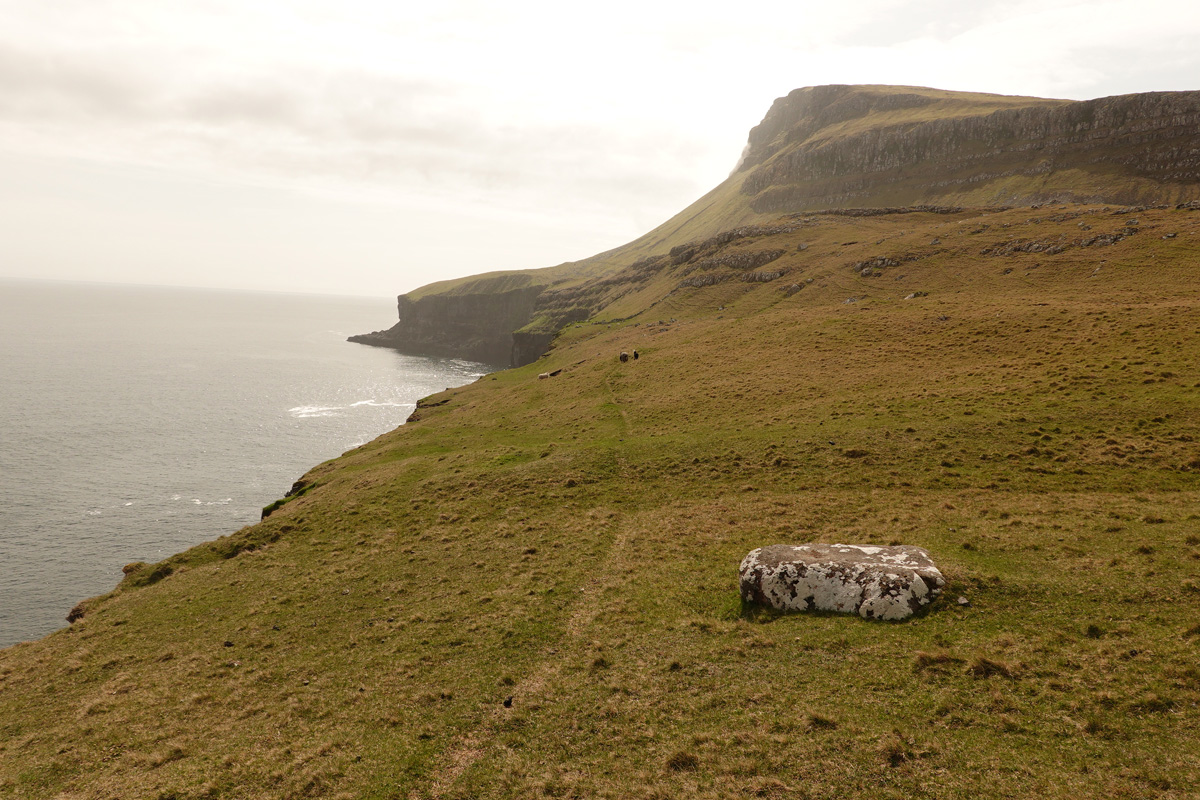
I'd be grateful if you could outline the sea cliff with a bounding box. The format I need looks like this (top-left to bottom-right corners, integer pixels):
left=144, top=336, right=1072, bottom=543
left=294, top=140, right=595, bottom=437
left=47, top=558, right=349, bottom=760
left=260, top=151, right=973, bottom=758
left=349, top=280, right=544, bottom=366
left=352, top=85, right=1200, bottom=366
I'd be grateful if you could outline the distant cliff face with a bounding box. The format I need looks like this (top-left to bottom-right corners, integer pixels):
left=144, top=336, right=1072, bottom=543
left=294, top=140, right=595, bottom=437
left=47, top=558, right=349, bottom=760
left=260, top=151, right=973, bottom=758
left=353, top=84, right=1200, bottom=366
left=349, top=283, right=545, bottom=367
left=738, top=85, right=1200, bottom=211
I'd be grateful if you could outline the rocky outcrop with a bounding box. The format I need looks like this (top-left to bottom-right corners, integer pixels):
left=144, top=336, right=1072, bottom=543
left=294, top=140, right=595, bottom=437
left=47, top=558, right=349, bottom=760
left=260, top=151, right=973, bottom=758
left=350, top=268, right=608, bottom=368
left=739, top=86, right=1200, bottom=211
left=511, top=330, right=557, bottom=367
left=350, top=282, right=545, bottom=367
left=739, top=543, right=946, bottom=620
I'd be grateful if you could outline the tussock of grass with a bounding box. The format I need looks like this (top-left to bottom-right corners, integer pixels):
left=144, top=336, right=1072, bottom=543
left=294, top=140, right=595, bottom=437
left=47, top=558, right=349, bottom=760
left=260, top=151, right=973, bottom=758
left=748, top=777, right=796, bottom=798
left=968, top=656, right=1020, bottom=679
left=665, top=751, right=700, bottom=772
left=877, top=731, right=917, bottom=767
left=913, top=650, right=964, bottom=672
left=805, top=713, right=838, bottom=730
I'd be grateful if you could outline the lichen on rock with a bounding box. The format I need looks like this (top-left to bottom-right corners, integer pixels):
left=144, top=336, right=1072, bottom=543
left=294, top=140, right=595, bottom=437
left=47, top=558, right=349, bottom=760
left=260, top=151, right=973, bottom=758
left=739, top=543, right=946, bottom=621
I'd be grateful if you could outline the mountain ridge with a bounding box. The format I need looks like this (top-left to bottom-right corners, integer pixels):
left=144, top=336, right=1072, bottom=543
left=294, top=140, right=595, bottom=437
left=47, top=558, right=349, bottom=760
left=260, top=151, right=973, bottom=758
left=739, top=85, right=1200, bottom=212
left=350, top=84, right=1200, bottom=366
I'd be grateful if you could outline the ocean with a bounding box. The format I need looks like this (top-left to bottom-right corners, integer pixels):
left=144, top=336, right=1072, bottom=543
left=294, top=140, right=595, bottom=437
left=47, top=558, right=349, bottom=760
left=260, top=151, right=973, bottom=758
left=0, top=280, right=493, bottom=648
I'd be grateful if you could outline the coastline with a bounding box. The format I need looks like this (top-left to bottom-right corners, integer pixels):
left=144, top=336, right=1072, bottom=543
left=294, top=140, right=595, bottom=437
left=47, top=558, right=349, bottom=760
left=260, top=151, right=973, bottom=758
left=0, top=281, right=492, bottom=648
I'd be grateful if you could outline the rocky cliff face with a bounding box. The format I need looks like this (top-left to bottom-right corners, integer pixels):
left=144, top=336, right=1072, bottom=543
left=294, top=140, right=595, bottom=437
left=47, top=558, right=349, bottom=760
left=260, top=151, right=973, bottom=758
left=349, top=282, right=545, bottom=367
left=738, top=85, right=1200, bottom=211
left=353, top=85, right=1200, bottom=366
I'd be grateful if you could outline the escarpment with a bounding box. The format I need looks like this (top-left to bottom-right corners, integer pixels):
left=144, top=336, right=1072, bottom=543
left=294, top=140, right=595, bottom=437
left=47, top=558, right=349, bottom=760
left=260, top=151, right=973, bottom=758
left=739, top=85, right=1200, bottom=212
left=349, top=277, right=546, bottom=366
left=353, top=84, right=1200, bottom=365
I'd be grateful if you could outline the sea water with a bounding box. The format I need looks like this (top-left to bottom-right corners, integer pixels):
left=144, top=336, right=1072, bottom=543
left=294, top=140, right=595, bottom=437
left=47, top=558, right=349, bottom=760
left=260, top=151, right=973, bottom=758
left=0, top=280, right=494, bottom=647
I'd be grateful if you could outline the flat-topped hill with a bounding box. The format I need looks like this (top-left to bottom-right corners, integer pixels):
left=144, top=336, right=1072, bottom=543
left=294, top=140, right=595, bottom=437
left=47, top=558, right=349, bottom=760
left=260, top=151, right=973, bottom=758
left=4, top=202, right=1200, bottom=798
left=352, top=85, right=1200, bottom=366
left=738, top=84, right=1200, bottom=211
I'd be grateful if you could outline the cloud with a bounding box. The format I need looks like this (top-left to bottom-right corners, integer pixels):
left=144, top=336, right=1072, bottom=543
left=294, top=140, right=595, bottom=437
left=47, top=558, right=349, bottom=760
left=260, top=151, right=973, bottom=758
left=1, top=0, right=1199, bottom=296
left=0, top=41, right=157, bottom=120
left=6, top=1, right=1195, bottom=194
left=0, top=25, right=710, bottom=217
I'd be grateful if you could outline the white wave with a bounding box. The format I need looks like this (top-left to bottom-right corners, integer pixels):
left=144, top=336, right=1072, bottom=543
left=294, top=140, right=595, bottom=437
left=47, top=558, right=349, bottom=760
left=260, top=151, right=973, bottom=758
left=289, top=405, right=343, bottom=418
left=349, top=399, right=404, bottom=408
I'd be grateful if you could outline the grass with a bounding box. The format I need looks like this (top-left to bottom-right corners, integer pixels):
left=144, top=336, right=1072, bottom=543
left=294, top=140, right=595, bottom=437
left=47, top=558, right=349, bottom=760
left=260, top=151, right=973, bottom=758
left=1, top=204, right=1199, bottom=798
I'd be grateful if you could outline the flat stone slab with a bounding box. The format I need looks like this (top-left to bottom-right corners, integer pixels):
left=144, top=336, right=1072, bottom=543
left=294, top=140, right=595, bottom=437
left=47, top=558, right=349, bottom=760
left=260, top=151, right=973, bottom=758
left=739, top=544, right=946, bottom=621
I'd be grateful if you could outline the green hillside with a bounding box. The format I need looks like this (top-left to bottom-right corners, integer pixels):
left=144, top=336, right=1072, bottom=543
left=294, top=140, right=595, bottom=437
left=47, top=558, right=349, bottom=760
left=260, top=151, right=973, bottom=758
left=3, top=203, right=1199, bottom=799
left=404, top=87, right=1069, bottom=305
left=359, top=85, right=1200, bottom=367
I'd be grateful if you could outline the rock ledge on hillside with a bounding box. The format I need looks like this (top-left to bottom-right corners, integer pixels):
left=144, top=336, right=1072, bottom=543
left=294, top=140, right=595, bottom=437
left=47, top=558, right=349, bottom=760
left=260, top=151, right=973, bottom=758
left=739, top=543, right=945, bottom=620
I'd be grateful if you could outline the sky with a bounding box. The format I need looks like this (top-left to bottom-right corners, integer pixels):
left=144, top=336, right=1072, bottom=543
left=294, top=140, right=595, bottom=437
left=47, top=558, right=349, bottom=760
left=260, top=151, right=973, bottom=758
left=2, top=0, right=1199, bottom=299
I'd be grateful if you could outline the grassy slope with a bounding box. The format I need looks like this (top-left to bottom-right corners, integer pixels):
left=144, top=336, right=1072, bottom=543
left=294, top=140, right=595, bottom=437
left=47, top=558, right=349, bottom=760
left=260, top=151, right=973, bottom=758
left=795, top=85, right=1069, bottom=141
left=399, top=172, right=764, bottom=310
left=3, top=206, right=1200, bottom=799
left=404, top=86, right=1172, bottom=321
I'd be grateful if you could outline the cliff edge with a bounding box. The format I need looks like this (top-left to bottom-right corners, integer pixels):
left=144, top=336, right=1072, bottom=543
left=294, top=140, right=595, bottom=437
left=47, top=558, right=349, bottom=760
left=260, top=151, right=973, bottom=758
left=738, top=84, right=1200, bottom=212
left=348, top=274, right=547, bottom=367
left=353, top=84, right=1200, bottom=365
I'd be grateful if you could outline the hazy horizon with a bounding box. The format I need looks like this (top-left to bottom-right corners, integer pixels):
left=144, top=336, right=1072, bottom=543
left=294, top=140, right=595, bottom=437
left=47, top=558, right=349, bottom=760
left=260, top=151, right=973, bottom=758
left=0, top=273, right=396, bottom=301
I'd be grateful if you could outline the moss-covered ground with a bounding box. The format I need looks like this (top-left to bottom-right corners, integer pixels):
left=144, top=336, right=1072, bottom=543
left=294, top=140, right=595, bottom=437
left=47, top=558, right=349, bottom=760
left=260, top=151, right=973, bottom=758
left=2, top=205, right=1198, bottom=799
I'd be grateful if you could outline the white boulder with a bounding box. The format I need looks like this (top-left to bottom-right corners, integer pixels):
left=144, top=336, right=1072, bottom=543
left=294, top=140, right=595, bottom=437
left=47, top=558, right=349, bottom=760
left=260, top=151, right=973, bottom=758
left=739, top=543, right=946, bottom=621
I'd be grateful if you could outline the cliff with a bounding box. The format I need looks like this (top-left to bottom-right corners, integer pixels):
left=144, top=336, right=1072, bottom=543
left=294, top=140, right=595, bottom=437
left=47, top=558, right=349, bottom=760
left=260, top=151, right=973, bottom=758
left=348, top=275, right=546, bottom=366
left=738, top=84, right=1200, bottom=211
left=352, top=84, right=1200, bottom=366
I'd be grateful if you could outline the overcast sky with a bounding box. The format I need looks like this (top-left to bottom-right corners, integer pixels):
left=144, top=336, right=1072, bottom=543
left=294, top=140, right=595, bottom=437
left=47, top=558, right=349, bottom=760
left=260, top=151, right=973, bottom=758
left=2, top=0, right=1199, bottom=298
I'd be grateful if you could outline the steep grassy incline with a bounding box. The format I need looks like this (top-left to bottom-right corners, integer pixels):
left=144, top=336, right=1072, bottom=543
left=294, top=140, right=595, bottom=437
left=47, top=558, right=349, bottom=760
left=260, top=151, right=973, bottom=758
left=3, top=204, right=1199, bottom=799
left=354, top=85, right=1200, bottom=366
